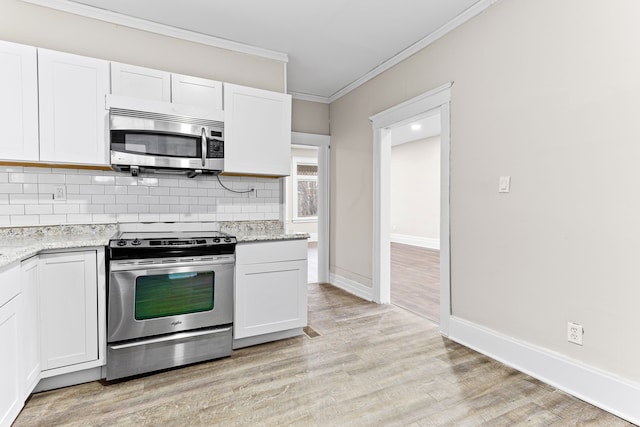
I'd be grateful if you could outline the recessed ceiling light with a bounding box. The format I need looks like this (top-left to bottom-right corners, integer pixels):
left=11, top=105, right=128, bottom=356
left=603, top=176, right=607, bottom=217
left=411, top=123, right=422, bottom=131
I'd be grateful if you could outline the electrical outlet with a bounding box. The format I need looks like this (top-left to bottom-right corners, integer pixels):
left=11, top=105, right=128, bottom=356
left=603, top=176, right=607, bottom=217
left=53, top=184, right=66, bottom=201
left=567, top=321, right=583, bottom=345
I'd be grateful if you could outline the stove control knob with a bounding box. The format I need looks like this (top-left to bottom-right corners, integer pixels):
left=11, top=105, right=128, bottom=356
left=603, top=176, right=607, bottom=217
left=213, top=238, right=221, bottom=243
left=224, top=237, right=231, bottom=243
left=117, top=239, right=127, bottom=247
left=132, top=238, right=142, bottom=246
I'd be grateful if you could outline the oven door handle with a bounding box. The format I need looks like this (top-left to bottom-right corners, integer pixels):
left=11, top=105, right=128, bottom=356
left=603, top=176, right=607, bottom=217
left=110, top=327, right=232, bottom=350
left=109, top=257, right=234, bottom=272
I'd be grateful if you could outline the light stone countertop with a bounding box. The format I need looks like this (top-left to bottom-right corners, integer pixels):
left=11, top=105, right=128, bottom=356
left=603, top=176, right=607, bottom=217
left=0, top=222, right=308, bottom=269
left=0, top=224, right=118, bottom=269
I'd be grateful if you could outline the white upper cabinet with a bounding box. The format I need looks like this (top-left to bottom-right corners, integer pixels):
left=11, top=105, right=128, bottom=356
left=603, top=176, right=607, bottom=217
left=171, top=73, right=223, bottom=112
left=110, top=62, right=171, bottom=102
left=223, top=83, right=292, bottom=176
left=38, top=49, right=109, bottom=165
left=0, top=40, right=39, bottom=161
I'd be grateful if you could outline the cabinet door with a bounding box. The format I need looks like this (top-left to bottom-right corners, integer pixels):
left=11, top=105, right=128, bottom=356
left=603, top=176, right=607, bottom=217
left=38, top=49, right=109, bottom=165
left=20, top=256, right=40, bottom=398
left=0, top=296, right=22, bottom=427
left=223, top=83, right=292, bottom=176
left=0, top=40, right=38, bottom=161
left=39, top=251, right=98, bottom=370
left=111, top=62, right=171, bottom=102
left=234, top=259, right=307, bottom=339
left=171, top=74, right=222, bottom=111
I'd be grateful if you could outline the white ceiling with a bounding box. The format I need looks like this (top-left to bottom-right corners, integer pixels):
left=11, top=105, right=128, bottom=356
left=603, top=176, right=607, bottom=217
left=52, top=0, right=488, bottom=101
left=392, top=112, right=441, bottom=147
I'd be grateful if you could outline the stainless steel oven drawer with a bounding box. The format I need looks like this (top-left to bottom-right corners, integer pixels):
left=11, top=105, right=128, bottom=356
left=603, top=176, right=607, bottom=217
left=106, top=326, right=232, bottom=380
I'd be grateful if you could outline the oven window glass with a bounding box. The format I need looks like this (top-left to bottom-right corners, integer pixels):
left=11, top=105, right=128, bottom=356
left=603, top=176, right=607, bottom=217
left=112, top=131, right=201, bottom=158
left=135, top=271, right=214, bottom=320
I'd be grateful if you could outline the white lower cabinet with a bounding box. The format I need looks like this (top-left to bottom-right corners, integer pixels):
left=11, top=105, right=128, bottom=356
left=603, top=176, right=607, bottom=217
left=39, top=250, right=99, bottom=372
left=0, top=263, right=22, bottom=427
left=234, top=240, right=308, bottom=341
left=20, top=256, right=40, bottom=398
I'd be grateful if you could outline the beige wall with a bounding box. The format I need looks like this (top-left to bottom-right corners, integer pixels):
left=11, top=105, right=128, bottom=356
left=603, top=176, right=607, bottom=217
left=330, top=0, right=640, bottom=382
left=0, top=0, right=284, bottom=91
left=291, top=99, right=330, bottom=135
left=391, top=136, right=440, bottom=240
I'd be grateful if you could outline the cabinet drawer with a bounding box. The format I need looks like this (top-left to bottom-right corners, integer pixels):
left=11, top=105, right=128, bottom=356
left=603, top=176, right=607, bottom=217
left=237, top=240, right=307, bottom=265
left=0, top=263, right=20, bottom=308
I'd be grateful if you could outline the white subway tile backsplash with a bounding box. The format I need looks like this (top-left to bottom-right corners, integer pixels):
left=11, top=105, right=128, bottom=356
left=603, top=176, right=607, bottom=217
left=10, top=194, right=39, bottom=205
left=149, top=187, right=170, bottom=196
left=105, top=205, right=128, bottom=214
left=128, top=186, right=149, bottom=195
left=92, top=214, right=117, bottom=223
left=92, top=195, right=116, bottom=204
left=105, top=185, right=129, bottom=195
left=117, top=213, right=139, bottom=223
left=11, top=215, right=39, bottom=225
left=116, top=176, right=138, bottom=186
left=37, top=174, right=65, bottom=184
left=92, top=176, right=115, bottom=185
left=0, top=205, right=25, bottom=215
left=39, top=215, right=67, bottom=225
left=139, top=214, right=160, bottom=222
left=0, top=169, right=282, bottom=226
left=66, top=175, right=92, bottom=184
left=80, top=185, right=105, bottom=195
left=67, top=214, right=93, bottom=224
left=116, top=195, right=138, bottom=205
left=53, top=204, right=80, bottom=214
left=0, top=183, right=23, bottom=194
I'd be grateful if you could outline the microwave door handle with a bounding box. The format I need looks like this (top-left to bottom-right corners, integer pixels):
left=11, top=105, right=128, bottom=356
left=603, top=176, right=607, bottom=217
left=201, top=127, right=207, bottom=167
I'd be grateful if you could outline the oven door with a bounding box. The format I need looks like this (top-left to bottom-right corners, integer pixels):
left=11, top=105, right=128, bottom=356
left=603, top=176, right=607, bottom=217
left=108, top=257, right=233, bottom=343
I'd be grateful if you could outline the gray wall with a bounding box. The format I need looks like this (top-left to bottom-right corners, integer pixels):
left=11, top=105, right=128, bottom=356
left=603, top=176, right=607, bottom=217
left=329, top=0, right=640, bottom=382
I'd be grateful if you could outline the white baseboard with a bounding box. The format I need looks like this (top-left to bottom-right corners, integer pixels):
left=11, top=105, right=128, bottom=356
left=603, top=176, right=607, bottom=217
left=390, top=233, right=440, bottom=250
left=448, top=317, right=640, bottom=425
left=329, top=273, right=374, bottom=301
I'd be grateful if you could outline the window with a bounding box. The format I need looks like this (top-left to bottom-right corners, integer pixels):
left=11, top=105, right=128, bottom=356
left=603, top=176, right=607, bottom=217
left=293, top=158, right=318, bottom=221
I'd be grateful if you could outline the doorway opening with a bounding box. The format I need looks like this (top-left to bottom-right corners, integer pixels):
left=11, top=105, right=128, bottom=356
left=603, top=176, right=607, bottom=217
left=287, top=132, right=330, bottom=284
left=389, top=111, right=441, bottom=323
left=370, top=83, right=451, bottom=335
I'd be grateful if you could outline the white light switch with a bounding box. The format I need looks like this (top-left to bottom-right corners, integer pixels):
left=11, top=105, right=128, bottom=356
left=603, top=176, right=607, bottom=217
left=498, top=176, right=511, bottom=193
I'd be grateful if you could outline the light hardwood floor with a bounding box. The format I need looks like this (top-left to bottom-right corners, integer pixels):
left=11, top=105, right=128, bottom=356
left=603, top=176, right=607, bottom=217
left=14, top=283, right=633, bottom=426
left=391, top=242, right=440, bottom=323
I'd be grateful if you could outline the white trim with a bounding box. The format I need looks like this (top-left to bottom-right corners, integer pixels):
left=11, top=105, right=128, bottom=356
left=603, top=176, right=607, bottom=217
left=290, top=132, right=330, bottom=284
left=329, top=0, right=498, bottom=103
left=390, top=234, right=440, bottom=250
left=329, top=273, right=374, bottom=302
left=370, top=84, right=452, bottom=336
left=20, top=0, right=288, bottom=63
left=448, top=317, right=640, bottom=425
left=291, top=92, right=331, bottom=104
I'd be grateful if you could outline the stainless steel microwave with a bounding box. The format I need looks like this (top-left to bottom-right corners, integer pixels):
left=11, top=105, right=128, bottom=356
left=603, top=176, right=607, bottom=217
left=109, top=104, right=224, bottom=176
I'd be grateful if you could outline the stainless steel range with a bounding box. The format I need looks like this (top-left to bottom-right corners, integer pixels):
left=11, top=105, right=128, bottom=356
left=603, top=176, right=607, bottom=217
left=106, top=231, right=236, bottom=380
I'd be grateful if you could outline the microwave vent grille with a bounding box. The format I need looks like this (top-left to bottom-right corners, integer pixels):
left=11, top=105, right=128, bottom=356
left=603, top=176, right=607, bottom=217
left=110, top=108, right=223, bottom=129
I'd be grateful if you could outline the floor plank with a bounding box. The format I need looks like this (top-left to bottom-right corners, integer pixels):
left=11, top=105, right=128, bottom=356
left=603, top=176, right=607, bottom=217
left=14, top=283, right=633, bottom=427
left=391, top=242, right=440, bottom=323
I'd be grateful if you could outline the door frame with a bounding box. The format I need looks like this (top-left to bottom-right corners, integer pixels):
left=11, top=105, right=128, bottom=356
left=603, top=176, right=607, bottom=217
left=369, top=83, right=452, bottom=335
left=291, top=132, right=330, bottom=283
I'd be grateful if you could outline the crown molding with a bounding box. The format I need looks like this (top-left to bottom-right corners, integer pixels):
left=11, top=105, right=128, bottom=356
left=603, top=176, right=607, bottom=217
left=20, top=0, right=289, bottom=63
left=328, top=0, right=500, bottom=103
left=290, top=92, right=330, bottom=104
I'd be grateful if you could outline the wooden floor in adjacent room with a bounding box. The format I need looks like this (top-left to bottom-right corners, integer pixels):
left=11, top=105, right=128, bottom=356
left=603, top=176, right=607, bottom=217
left=391, top=242, right=440, bottom=323
left=14, top=283, right=632, bottom=426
